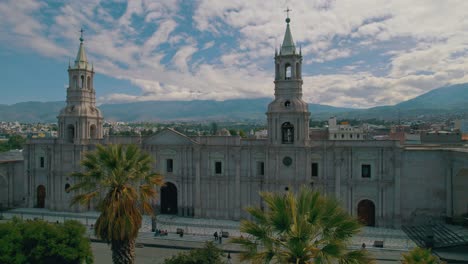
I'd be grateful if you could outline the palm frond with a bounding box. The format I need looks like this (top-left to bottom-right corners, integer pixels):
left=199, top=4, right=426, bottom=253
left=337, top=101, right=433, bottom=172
left=235, top=186, right=373, bottom=264
left=70, top=144, right=165, bottom=244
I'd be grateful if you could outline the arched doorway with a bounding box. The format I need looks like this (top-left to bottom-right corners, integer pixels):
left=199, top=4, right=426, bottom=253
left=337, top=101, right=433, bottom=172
left=358, top=199, right=375, bottom=226
left=37, top=185, right=46, bottom=208
left=160, top=182, right=177, bottom=214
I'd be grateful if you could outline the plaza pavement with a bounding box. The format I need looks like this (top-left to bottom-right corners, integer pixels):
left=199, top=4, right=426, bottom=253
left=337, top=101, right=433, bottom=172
left=2, top=208, right=456, bottom=263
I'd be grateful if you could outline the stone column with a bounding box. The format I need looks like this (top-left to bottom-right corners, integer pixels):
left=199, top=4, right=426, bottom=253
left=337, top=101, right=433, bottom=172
left=445, top=165, right=453, bottom=217
left=393, top=150, right=402, bottom=227
left=335, top=158, right=341, bottom=200
left=235, top=158, right=241, bottom=220
left=194, top=149, right=201, bottom=217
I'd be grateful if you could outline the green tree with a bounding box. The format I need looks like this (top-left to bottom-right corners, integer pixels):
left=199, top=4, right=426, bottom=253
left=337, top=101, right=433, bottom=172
left=163, top=242, right=227, bottom=264
left=228, top=129, right=238, bottom=136
left=231, top=187, right=373, bottom=264
left=70, top=144, right=164, bottom=264
left=7, top=134, right=26, bottom=149
left=0, top=134, right=27, bottom=152
left=0, top=218, right=93, bottom=264
left=402, top=247, right=445, bottom=264
left=238, top=129, right=247, bottom=138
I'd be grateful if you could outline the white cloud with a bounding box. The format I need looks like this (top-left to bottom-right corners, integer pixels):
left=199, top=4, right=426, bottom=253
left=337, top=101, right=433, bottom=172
left=1, top=0, right=468, bottom=109
left=171, top=45, right=198, bottom=72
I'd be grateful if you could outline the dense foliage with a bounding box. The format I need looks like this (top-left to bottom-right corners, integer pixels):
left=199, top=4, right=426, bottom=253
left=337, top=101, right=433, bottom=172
left=0, top=134, right=26, bottom=152
left=0, top=218, right=93, bottom=264
left=232, top=187, right=373, bottom=264
left=401, top=247, right=445, bottom=264
left=70, top=144, right=164, bottom=264
left=163, top=242, right=227, bottom=264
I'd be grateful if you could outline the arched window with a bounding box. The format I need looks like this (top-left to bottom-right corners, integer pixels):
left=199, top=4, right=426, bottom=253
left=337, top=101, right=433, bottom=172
left=87, top=76, right=91, bottom=89
left=90, top=124, right=97, bottom=139
left=282, top=122, right=294, bottom=144
left=73, top=76, right=78, bottom=89
left=284, top=100, right=291, bottom=108
left=285, top=64, right=292, bottom=80
left=296, top=62, right=301, bottom=78
left=81, top=75, right=85, bottom=88
left=67, top=124, right=75, bottom=143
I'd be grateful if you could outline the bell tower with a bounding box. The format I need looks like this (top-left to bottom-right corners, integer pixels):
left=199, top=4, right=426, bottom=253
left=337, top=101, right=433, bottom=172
left=58, top=29, right=103, bottom=144
left=267, top=14, right=310, bottom=146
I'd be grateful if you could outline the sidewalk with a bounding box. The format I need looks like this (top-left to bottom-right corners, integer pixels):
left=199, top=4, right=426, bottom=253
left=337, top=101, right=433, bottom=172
left=2, top=208, right=416, bottom=251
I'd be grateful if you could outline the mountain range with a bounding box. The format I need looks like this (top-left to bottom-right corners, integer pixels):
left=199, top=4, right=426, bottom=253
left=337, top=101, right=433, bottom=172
left=1, top=83, right=467, bottom=123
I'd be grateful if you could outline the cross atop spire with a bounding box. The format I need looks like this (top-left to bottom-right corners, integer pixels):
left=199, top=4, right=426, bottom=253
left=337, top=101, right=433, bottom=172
left=80, top=28, right=84, bottom=43
left=284, top=7, right=292, bottom=20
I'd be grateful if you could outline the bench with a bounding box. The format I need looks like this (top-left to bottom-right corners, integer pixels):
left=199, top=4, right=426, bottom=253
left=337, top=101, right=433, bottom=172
left=176, top=228, right=184, bottom=235
left=373, top=240, right=384, bottom=248
left=221, top=231, right=229, bottom=238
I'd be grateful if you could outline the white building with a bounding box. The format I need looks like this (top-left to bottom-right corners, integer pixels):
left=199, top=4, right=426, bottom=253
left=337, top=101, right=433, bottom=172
left=328, top=117, right=365, bottom=140
left=9, top=17, right=468, bottom=228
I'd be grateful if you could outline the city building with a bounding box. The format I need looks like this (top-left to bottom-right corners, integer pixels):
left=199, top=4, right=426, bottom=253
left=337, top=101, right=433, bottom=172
left=328, top=117, right=365, bottom=140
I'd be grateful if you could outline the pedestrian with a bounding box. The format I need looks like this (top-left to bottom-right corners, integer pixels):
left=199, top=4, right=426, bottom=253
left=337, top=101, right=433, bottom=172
left=214, top=231, right=218, bottom=241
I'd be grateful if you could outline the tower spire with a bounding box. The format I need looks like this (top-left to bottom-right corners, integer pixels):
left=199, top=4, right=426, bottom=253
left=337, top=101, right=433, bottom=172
left=280, top=8, right=296, bottom=55
left=74, top=28, right=89, bottom=69
left=59, top=27, right=102, bottom=143
left=268, top=12, right=309, bottom=146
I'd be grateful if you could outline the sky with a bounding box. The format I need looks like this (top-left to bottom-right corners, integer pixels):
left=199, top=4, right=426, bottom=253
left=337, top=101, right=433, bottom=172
left=0, top=0, right=467, bottom=108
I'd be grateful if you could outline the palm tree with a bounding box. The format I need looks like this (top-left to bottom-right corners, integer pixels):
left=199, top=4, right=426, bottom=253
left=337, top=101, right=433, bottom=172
left=231, top=186, right=373, bottom=264
left=70, top=144, right=164, bottom=264
left=402, top=247, right=445, bottom=264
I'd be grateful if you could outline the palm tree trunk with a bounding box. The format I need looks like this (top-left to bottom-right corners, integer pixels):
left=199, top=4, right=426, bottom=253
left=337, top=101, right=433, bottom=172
left=111, top=239, right=136, bottom=264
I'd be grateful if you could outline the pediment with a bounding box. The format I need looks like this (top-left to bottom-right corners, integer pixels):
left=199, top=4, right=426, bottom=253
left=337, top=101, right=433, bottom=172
left=144, top=129, right=197, bottom=145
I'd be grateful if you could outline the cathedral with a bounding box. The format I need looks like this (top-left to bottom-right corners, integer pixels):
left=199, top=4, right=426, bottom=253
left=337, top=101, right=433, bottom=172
left=9, top=17, right=467, bottom=228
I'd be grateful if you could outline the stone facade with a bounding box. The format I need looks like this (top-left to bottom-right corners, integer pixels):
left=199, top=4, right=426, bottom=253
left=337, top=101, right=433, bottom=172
left=0, top=151, right=25, bottom=209
left=17, top=19, right=468, bottom=228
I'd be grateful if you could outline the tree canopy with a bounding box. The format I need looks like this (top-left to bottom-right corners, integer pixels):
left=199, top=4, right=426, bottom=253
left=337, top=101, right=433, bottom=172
left=0, top=134, right=26, bottom=152
left=401, top=247, right=445, bottom=264
left=163, top=242, right=227, bottom=264
left=70, top=144, right=164, bottom=264
left=0, top=218, right=93, bottom=264
left=232, top=187, right=373, bottom=264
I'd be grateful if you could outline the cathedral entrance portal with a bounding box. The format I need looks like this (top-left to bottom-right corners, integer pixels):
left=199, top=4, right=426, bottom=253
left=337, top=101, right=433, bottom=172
left=358, top=199, right=375, bottom=226
left=160, top=182, right=177, bottom=214
left=37, top=185, right=46, bottom=208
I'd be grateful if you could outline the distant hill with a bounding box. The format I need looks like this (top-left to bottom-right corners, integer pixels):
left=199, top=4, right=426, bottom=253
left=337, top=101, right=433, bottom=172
left=0, top=98, right=350, bottom=123
left=396, top=83, right=468, bottom=110
left=99, top=98, right=352, bottom=122
left=1, top=83, right=467, bottom=122
left=0, top=101, right=65, bottom=123
left=328, top=83, right=468, bottom=120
